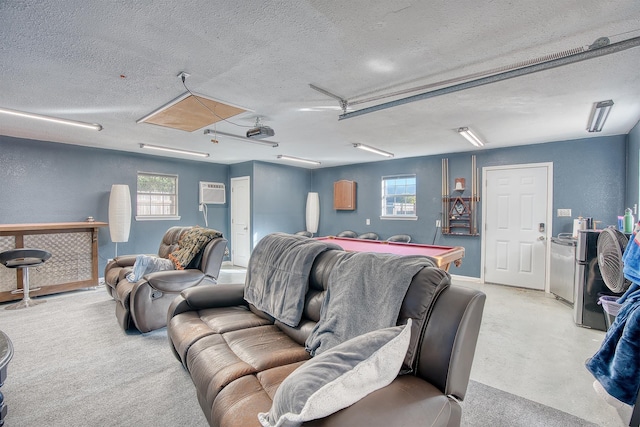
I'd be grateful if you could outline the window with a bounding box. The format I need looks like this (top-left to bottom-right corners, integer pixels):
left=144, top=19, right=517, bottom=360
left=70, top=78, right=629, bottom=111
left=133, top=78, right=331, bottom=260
left=136, top=172, right=180, bottom=220
left=381, top=175, right=417, bottom=220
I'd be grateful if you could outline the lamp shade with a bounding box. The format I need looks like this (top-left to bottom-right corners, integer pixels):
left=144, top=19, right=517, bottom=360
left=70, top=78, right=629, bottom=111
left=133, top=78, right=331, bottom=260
left=108, top=184, right=131, bottom=243
left=306, top=192, right=320, bottom=234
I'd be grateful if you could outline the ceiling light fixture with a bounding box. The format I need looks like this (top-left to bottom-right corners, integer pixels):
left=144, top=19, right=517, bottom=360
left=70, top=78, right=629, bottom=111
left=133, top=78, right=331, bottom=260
left=0, top=106, right=103, bottom=131
left=204, top=129, right=278, bottom=147
left=139, top=143, right=209, bottom=158
left=587, top=100, right=614, bottom=132
left=353, top=143, right=394, bottom=158
left=457, top=127, right=485, bottom=147
left=277, top=155, right=321, bottom=165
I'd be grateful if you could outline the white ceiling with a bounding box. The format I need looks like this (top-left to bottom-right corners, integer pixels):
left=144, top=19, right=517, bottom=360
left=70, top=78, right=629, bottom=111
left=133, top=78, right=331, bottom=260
left=1, top=1, right=639, bottom=168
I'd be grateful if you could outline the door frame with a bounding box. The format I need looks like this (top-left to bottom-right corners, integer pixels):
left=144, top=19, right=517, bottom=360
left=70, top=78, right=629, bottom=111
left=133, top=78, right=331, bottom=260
left=230, top=176, right=251, bottom=267
left=480, top=162, right=554, bottom=292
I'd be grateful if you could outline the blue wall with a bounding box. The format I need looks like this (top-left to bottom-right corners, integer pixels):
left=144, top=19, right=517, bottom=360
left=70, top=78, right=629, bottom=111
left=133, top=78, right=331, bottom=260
left=0, top=136, right=230, bottom=273
left=229, top=161, right=312, bottom=248
left=1, top=129, right=635, bottom=281
left=252, top=161, right=312, bottom=243
left=312, top=135, right=627, bottom=277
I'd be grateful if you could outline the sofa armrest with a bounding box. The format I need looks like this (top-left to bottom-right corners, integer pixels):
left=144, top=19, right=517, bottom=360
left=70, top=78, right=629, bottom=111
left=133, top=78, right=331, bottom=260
left=416, top=285, right=486, bottom=401
left=104, top=255, right=147, bottom=291
left=104, top=254, right=156, bottom=284
left=111, top=255, right=141, bottom=267
left=179, top=283, right=246, bottom=310
left=168, top=283, right=246, bottom=320
left=145, top=269, right=205, bottom=292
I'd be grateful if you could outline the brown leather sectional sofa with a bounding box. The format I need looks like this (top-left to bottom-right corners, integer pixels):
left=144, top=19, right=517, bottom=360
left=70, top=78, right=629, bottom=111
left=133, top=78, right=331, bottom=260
left=167, top=240, right=486, bottom=427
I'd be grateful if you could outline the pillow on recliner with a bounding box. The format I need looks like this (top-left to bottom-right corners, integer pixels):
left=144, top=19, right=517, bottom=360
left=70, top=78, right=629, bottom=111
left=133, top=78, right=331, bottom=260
left=257, top=319, right=411, bottom=427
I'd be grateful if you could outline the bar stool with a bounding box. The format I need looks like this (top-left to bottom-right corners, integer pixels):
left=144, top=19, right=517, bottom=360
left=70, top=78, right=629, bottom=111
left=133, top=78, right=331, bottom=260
left=0, top=248, right=51, bottom=310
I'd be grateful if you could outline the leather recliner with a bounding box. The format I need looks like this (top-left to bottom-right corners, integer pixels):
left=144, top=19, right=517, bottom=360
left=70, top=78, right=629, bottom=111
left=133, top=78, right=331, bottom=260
left=104, top=226, right=227, bottom=332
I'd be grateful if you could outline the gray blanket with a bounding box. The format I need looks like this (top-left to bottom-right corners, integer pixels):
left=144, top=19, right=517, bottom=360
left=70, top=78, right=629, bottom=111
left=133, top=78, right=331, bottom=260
left=244, top=233, right=335, bottom=327
left=305, top=252, right=435, bottom=356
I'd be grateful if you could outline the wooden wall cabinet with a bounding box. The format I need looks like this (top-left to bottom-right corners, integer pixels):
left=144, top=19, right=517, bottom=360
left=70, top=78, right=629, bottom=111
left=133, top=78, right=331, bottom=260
left=334, top=180, right=356, bottom=210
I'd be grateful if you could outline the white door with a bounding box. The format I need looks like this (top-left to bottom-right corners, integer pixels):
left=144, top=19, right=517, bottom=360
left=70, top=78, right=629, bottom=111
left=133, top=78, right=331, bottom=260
left=483, top=164, right=551, bottom=290
left=231, top=176, right=251, bottom=268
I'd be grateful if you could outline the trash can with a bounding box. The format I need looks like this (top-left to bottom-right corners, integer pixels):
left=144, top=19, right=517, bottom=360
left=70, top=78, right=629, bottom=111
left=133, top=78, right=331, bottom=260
left=598, top=295, right=623, bottom=330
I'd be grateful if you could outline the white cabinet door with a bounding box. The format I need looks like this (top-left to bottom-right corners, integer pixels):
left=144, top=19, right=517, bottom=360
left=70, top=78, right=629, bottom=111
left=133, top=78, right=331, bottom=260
left=231, top=176, right=251, bottom=268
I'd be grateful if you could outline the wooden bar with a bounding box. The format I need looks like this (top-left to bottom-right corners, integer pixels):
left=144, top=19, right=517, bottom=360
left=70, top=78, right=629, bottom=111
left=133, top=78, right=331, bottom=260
left=0, top=222, right=108, bottom=303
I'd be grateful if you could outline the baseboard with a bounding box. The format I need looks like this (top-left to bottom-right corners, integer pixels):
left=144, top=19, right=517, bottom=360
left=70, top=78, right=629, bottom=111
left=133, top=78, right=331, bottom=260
left=449, top=274, right=482, bottom=284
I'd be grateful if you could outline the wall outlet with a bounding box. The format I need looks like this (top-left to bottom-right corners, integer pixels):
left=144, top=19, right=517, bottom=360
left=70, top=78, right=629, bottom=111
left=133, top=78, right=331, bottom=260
left=557, top=208, right=572, bottom=217
left=436, top=219, right=441, bottom=228
left=199, top=204, right=203, bottom=212
left=366, top=218, right=370, bottom=225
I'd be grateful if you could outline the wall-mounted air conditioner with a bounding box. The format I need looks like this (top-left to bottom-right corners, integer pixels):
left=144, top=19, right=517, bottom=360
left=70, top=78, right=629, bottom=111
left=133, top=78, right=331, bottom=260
left=199, top=182, right=226, bottom=204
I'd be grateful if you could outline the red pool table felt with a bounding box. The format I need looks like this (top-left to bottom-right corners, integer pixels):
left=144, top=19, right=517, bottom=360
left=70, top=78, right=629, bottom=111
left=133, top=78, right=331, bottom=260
left=316, top=236, right=464, bottom=270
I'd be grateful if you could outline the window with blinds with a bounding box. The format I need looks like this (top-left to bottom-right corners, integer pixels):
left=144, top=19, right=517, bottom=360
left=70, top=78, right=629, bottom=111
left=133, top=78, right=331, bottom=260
left=381, top=174, right=417, bottom=219
left=136, top=172, right=180, bottom=220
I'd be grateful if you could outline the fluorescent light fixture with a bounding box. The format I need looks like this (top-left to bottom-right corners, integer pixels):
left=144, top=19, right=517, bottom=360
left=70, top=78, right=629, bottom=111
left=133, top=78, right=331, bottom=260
left=457, top=127, right=485, bottom=147
left=587, top=100, right=614, bottom=132
left=352, top=143, right=394, bottom=157
left=0, top=106, right=102, bottom=131
left=204, top=129, right=278, bottom=147
left=277, top=154, right=321, bottom=165
left=139, top=143, right=209, bottom=158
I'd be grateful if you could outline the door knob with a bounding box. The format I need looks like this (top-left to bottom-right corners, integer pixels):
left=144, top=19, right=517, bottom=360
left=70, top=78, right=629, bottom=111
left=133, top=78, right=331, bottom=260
left=244, top=227, right=248, bottom=230
left=538, top=236, right=545, bottom=241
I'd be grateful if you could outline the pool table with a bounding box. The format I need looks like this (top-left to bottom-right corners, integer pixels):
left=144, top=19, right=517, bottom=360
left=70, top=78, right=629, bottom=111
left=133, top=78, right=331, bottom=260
left=316, top=236, right=464, bottom=271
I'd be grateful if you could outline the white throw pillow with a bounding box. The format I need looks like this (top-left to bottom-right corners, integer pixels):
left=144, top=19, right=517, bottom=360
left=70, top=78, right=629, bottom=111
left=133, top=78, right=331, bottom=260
left=257, top=319, right=412, bottom=427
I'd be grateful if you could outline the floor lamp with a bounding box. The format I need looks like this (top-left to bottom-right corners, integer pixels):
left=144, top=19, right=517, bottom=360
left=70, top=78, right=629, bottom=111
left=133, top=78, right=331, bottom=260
left=108, top=184, right=131, bottom=258
left=306, top=192, right=320, bottom=236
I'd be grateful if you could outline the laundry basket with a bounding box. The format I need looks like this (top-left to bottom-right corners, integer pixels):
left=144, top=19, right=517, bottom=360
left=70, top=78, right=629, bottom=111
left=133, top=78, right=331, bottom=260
left=598, top=295, right=623, bottom=330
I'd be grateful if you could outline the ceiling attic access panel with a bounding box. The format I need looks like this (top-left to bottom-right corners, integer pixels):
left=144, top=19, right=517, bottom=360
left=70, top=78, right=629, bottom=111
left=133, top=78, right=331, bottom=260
left=138, top=92, right=248, bottom=132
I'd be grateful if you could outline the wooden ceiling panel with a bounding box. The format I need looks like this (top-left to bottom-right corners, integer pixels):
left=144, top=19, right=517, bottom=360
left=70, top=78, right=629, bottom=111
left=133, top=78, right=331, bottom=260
left=140, top=94, right=246, bottom=132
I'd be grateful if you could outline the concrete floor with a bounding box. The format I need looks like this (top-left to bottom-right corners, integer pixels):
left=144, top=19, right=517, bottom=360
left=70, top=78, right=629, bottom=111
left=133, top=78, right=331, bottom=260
left=455, top=276, right=626, bottom=427
left=217, top=264, right=627, bottom=426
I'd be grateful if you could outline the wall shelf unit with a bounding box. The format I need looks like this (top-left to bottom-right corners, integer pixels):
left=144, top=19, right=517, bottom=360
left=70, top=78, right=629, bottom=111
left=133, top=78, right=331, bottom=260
left=441, top=156, right=480, bottom=236
left=443, top=195, right=479, bottom=236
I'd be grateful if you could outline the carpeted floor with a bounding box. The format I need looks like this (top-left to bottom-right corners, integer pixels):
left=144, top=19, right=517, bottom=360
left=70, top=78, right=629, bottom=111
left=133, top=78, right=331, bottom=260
left=0, top=288, right=208, bottom=427
left=0, top=288, right=601, bottom=427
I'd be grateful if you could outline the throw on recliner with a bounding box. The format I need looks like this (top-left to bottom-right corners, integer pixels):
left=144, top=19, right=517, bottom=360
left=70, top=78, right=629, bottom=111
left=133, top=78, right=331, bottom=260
left=104, top=226, right=227, bottom=332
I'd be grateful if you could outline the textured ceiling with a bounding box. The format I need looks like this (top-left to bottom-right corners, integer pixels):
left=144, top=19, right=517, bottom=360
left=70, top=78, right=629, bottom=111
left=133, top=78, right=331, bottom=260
left=1, top=1, right=639, bottom=168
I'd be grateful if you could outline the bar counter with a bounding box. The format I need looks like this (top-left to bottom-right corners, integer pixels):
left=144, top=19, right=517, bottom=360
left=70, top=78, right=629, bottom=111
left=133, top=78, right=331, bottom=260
left=0, top=222, right=108, bottom=302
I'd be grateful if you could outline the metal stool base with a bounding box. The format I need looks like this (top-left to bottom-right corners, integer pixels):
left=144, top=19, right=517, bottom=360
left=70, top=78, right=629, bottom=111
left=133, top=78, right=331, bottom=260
left=5, top=298, right=45, bottom=310
left=0, top=248, right=52, bottom=311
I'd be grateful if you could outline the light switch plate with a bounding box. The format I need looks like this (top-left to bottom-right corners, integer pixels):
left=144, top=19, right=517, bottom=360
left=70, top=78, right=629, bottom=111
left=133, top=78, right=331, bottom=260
left=557, top=208, right=572, bottom=217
